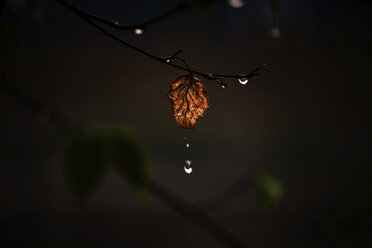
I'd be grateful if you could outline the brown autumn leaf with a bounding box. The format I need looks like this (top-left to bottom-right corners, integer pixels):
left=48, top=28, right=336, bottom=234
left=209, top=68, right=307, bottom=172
left=167, top=74, right=209, bottom=129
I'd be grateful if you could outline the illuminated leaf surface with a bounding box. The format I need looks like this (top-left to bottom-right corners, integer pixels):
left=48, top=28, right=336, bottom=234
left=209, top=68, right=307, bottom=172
left=167, top=74, right=209, bottom=129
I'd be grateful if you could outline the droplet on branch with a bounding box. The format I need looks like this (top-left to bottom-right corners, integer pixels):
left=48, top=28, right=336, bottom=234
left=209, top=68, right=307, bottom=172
left=167, top=75, right=209, bottom=129
left=238, top=78, right=248, bottom=85
left=184, top=160, right=193, bottom=174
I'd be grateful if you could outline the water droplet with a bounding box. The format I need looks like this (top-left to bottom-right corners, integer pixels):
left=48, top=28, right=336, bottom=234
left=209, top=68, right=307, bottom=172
left=184, top=160, right=193, bottom=174
left=215, top=79, right=226, bottom=89
left=186, top=143, right=190, bottom=148
left=111, top=21, right=119, bottom=30
left=228, top=0, right=245, bottom=8
left=206, top=73, right=213, bottom=79
left=184, top=166, right=192, bottom=174
left=238, top=78, right=249, bottom=85
left=134, top=28, right=144, bottom=35
left=185, top=160, right=192, bottom=167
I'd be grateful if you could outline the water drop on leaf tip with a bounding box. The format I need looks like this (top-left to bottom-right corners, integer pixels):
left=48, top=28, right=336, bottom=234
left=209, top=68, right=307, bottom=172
left=238, top=78, right=249, bottom=85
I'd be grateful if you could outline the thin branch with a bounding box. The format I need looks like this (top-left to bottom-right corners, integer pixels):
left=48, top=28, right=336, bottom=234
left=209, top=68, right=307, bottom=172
left=58, top=0, right=190, bottom=30
left=57, top=0, right=266, bottom=86
left=202, top=176, right=252, bottom=212
left=148, top=180, right=247, bottom=248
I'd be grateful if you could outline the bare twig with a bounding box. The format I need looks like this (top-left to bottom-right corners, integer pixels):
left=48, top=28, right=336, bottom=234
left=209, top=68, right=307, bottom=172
left=57, top=0, right=266, bottom=87
left=202, top=177, right=252, bottom=212
left=57, top=0, right=190, bottom=30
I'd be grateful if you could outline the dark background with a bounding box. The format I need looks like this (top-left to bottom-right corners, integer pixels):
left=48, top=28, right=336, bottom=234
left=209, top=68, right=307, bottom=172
left=1, top=0, right=371, bottom=247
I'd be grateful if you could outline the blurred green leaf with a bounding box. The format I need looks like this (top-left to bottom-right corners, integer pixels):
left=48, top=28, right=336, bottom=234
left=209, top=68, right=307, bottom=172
left=109, top=126, right=151, bottom=189
left=65, top=133, right=108, bottom=203
left=251, top=171, right=283, bottom=209
left=64, top=125, right=151, bottom=203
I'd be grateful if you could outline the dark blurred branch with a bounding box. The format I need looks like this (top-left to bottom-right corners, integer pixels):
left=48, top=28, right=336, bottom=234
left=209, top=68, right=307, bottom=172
left=148, top=180, right=247, bottom=248
left=58, top=0, right=189, bottom=30
left=57, top=0, right=266, bottom=86
left=202, top=176, right=252, bottom=212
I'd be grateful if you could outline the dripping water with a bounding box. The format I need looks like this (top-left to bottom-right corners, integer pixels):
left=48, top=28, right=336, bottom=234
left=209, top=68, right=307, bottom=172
left=184, top=136, right=192, bottom=174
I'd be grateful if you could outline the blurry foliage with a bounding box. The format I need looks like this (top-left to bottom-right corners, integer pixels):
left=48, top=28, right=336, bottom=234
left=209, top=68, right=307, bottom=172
left=109, top=127, right=151, bottom=188
left=251, top=170, right=283, bottom=209
left=65, top=133, right=108, bottom=203
left=203, top=169, right=283, bottom=212
left=63, top=123, right=282, bottom=209
left=64, top=125, right=151, bottom=204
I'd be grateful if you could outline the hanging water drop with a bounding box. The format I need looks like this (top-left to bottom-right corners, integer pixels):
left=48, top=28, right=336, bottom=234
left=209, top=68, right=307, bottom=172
left=238, top=78, right=249, bottom=85
left=134, top=28, right=144, bottom=35
left=228, top=0, right=245, bottom=8
left=186, top=143, right=190, bottom=148
left=184, top=160, right=193, bottom=174
left=215, top=79, right=226, bottom=89
left=184, top=166, right=192, bottom=174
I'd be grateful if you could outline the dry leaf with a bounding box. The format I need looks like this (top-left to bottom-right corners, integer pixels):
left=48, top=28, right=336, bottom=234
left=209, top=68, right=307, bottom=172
left=167, top=74, right=209, bottom=129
